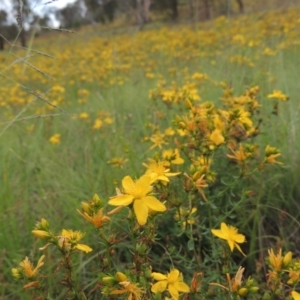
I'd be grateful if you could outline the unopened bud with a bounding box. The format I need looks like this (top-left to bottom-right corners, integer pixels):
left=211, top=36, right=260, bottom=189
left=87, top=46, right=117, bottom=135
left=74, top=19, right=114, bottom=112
left=249, top=287, right=259, bottom=293
left=238, top=287, right=248, bottom=296
left=81, top=202, right=90, bottom=213
left=40, top=218, right=49, bottom=230
left=283, top=251, right=292, bottom=267
left=32, top=230, right=51, bottom=240
left=102, top=276, right=115, bottom=285
left=116, top=272, right=127, bottom=282
left=192, top=171, right=202, bottom=181
left=11, top=268, right=23, bottom=279
left=93, top=194, right=102, bottom=206
left=185, top=98, right=193, bottom=109
left=179, top=122, right=186, bottom=129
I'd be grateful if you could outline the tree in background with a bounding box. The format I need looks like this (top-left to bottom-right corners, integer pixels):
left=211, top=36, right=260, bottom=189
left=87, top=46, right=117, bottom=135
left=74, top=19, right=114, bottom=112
left=84, top=0, right=117, bottom=24
left=12, top=0, right=31, bottom=47
left=151, top=0, right=178, bottom=20
left=0, top=10, right=8, bottom=50
left=56, top=0, right=86, bottom=28
left=236, top=0, right=244, bottom=13
left=103, top=0, right=117, bottom=22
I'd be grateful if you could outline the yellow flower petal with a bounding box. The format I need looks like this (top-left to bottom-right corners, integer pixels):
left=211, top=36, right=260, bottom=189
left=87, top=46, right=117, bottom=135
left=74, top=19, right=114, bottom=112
left=173, top=281, right=190, bottom=293
left=143, top=196, right=166, bottom=212
left=234, top=243, right=246, bottom=256
left=168, top=269, right=180, bottom=282
left=228, top=239, right=235, bottom=251
left=122, top=176, right=136, bottom=194
left=168, top=283, right=179, bottom=299
left=109, top=195, right=134, bottom=206
left=75, top=244, right=92, bottom=253
left=211, top=229, right=225, bottom=239
left=136, top=175, right=153, bottom=195
left=234, top=233, right=246, bottom=243
left=134, top=199, right=148, bottom=225
left=220, top=222, right=227, bottom=232
left=157, top=175, right=170, bottom=182
left=152, top=272, right=168, bottom=281
left=151, top=280, right=168, bottom=293
left=292, top=291, right=300, bottom=300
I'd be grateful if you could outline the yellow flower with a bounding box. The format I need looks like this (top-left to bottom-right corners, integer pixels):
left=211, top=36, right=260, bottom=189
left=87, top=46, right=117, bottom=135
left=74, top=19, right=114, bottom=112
left=13, top=255, right=45, bottom=279
left=108, top=175, right=166, bottom=225
left=49, top=133, right=61, bottom=145
left=264, top=145, right=283, bottom=165
left=211, top=222, right=246, bottom=256
left=79, top=112, right=89, bottom=119
left=104, top=117, right=113, bottom=124
left=292, top=291, right=300, bottom=300
left=150, top=132, right=167, bottom=149
left=58, top=229, right=92, bottom=253
left=164, top=127, right=175, bottom=136
left=184, top=172, right=208, bottom=200
left=268, top=248, right=291, bottom=271
left=110, top=272, right=144, bottom=300
left=143, top=159, right=180, bottom=184
left=288, top=269, right=300, bottom=285
left=233, top=109, right=253, bottom=128
left=162, top=149, right=184, bottom=165
left=231, top=266, right=245, bottom=292
left=77, top=207, right=110, bottom=229
left=267, top=90, right=289, bottom=101
left=209, top=129, right=225, bottom=146
left=151, top=269, right=190, bottom=300
left=107, top=157, right=128, bottom=168
left=174, top=207, right=197, bottom=229
left=227, top=144, right=248, bottom=163
left=93, top=118, right=103, bottom=130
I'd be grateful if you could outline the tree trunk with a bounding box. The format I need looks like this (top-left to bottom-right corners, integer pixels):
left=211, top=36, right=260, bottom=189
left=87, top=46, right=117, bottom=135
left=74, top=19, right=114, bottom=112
left=143, top=0, right=151, bottom=23
left=170, top=0, right=178, bottom=20
left=136, top=0, right=144, bottom=29
left=188, top=0, right=194, bottom=18
left=0, top=36, right=4, bottom=50
left=203, top=0, right=211, bottom=19
left=236, top=0, right=244, bottom=13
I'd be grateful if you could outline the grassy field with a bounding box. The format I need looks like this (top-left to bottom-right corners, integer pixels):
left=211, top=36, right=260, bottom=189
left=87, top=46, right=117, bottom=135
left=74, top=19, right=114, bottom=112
left=1, top=4, right=300, bottom=299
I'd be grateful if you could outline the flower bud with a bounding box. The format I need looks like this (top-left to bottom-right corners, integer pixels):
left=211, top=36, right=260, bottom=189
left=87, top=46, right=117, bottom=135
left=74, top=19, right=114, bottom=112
left=185, top=98, right=193, bottom=109
left=283, top=251, right=293, bottom=267
left=116, top=272, right=127, bottom=282
left=81, top=202, right=91, bottom=213
left=238, top=287, right=248, bottom=296
left=32, top=230, right=51, bottom=240
left=40, top=218, right=49, bottom=230
left=192, top=171, right=201, bottom=181
left=249, top=287, right=259, bottom=293
left=179, top=122, right=186, bottom=129
left=11, top=268, right=23, bottom=279
left=102, top=276, right=115, bottom=285
left=93, top=194, right=102, bottom=206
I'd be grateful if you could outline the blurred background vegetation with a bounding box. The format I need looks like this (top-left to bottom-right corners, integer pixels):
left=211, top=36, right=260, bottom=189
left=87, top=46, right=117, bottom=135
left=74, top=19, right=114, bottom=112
left=1, top=0, right=299, bottom=48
